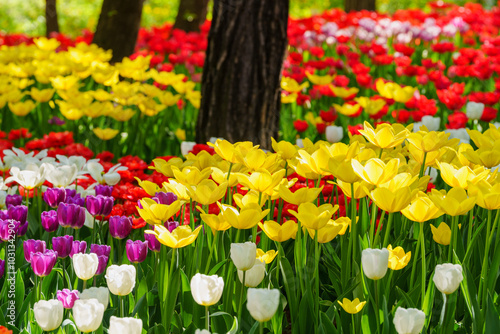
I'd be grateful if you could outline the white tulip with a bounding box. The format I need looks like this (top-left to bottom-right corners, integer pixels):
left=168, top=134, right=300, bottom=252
left=73, top=253, right=99, bottom=281
left=465, top=101, right=484, bottom=120
left=230, top=242, right=257, bottom=271
left=246, top=288, right=280, bottom=322
left=73, top=299, right=104, bottom=333
left=108, top=316, right=143, bottom=334
left=444, top=128, right=470, bottom=145
left=33, top=299, right=63, bottom=331
left=195, top=330, right=212, bottom=334
left=44, top=163, right=78, bottom=187
left=106, top=264, right=136, bottom=296
left=5, top=163, right=48, bottom=189
left=433, top=263, right=463, bottom=295
left=190, top=273, right=224, bottom=306
left=393, top=307, right=426, bottom=334
left=57, top=155, right=90, bottom=172
left=296, top=138, right=304, bottom=148
left=361, top=248, right=389, bottom=280
left=238, top=259, right=265, bottom=287
left=181, top=141, right=196, bottom=156
left=412, top=121, right=423, bottom=132
left=79, top=287, right=110, bottom=310
left=86, top=161, right=127, bottom=186
left=325, top=125, right=344, bottom=143
left=420, top=116, right=441, bottom=132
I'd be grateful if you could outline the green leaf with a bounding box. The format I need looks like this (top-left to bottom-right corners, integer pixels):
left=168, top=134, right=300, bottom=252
left=279, top=257, right=298, bottom=323
left=485, top=294, right=500, bottom=333
left=227, top=316, right=238, bottom=334
left=208, top=259, right=228, bottom=276
left=247, top=321, right=260, bottom=334
left=132, top=291, right=147, bottom=317
left=14, top=269, right=24, bottom=314
left=396, top=286, right=416, bottom=309
left=461, top=266, right=483, bottom=333
left=463, top=220, right=485, bottom=265
left=320, top=311, right=337, bottom=334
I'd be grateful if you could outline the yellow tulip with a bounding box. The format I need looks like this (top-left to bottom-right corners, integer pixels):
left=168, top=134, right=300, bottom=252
left=368, top=187, right=415, bottom=213
left=351, top=158, right=399, bottom=186
left=430, top=223, right=451, bottom=246
left=135, top=178, right=160, bottom=196
left=407, top=131, right=459, bottom=153
left=357, top=121, right=409, bottom=149
left=147, top=225, right=202, bottom=248
left=233, top=191, right=267, bottom=208
left=172, top=166, right=212, bottom=186
left=437, top=162, right=488, bottom=189
left=186, top=180, right=228, bottom=205
left=305, top=72, right=335, bottom=85
left=33, top=37, right=60, bottom=51
left=354, top=97, right=386, bottom=116
left=378, top=173, right=418, bottom=192
left=199, top=208, right=232, bottom=233
left=281, top=92, right=298, bottom=104
left=30, top=88, right=55, bottom=102
left=151, top=69, right=185, bottom=86
left=330, top=86, right=359, bottom=98
left=429, top=188, right=476, bottom=217
left=462, top=145, right=500, bottom=168
left=256, top=249, right=278, bottom=264
left=162, top=179, right=190, bottom=202
left=56, top=101, right=84, bottom=120
left=209, top=139, right=254, bottom=164
left=338, top=298, right=366, bottom=314
left=467, top=180, right=500, bottom=210
left=150, top=157, right=184, bottom=177
left=387, top=245, right=411, bottom=270
left=137, top=198, right=181, bottom=225
left=258, top=220, right=297, bottom=242
left=278, top=184, right=323, bottom=205
left=401, top=192, right=444, bottom=222
left=211, top=166, right=240, bottom=187
left=375, top=79, right=415, bottom=103
left=93, top=128, right=119, bottom=140
left=50, top=75, right=80, bottom=90
left=218, top=203, right=270, bottom=230
left=237, top=147, right=278, bottom=172
left=289, top=203, right=337, bottom=230
left=236, top=169, right=286, bottom=195
left=333, top=103, right=361, bottom=116
left=407, top=144, right=443, bottom=166
left=281, top=77, right=309, bottom=93
left=306, top=217, right=350, bottom=243
left=271, top=138, right=298, bottom=161
left=8, top=100, right=35, bottom=116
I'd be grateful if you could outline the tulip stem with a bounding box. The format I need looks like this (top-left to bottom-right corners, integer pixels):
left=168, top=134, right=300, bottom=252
left=448, top=216, right=458, bottom=263
left=478, top=209, right=496, bottom=308
left=418, top=153, right=427, bottom=178
left=382, top=212, right=394, bottom=248
left=419, top=222, right=426, bottom=309
left=205, top=231, right=219, bottom=274
left=374, top=280, right=380, bottom=333
left=237, top=271, right=246, bottom=329
left=314, top=232, right=320, bottom=326
left=259, top=322, right=264, bottom=334
left=120, top=295, right=124, bottom=317
left=369, top=202, right=378, bottom=247
left=373, top=210, right=385, bottom=247
left=409, top=226, right=421, bottom=290
left=205, top=306, right=210, bottom=331
left=83, top=279, right=86, bottom=291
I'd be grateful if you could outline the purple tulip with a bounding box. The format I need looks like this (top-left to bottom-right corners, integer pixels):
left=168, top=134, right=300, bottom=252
left=0, top=259, right=4, bottom=279
left=90, top=244, right=111, bottom=257
left=8, top=205, right=27, bottom=225
left=57, top=203, right=86, bottom=229
left=65, top=189, right=77, bottom=197
left=95, top=185, right=113, bottom=197
left=48, top=116, right=65, bottom=126
left=153, top=192, right=177, bottom=205
left=95, top=255, right=109, bottom=275
left=126, top=240, right=148, bottom=263
left=109, top=216, right=132, bottom=239
left=17, top=220, right=29, bottom=237
left=52, top=236, right=73, bottom=258
left=23, top=239, right=46, bottom=263
left=166, top=221, right=180, bottom=233
left=31, top=250, right=58, bottom=277
left=43, top=188, right=67, bottom=208
left=0, top=210, right=8, bottom=220
left=56, top=289, right=79, bottom=308
left=86, top=195, right=114, bottom=217
left=69, top=240, right=87, bottom=258
left=0, top=219, right=20, bottom=241
left=65, top=195, right=85, bottom=207
left=41, top=210, right=59, bottom=233
left=144, top=230, right=161, bottom=252
left=5, top=194, right=23, bottom=207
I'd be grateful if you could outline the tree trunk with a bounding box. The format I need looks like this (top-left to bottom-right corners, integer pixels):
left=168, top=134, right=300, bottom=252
left=173, top=0, right=209, bottom=32
left=196, top=0, right=289, bottom=149
left=45, top=0, right=59, bottom=37
left=345, top=0, right=376, bottom=12
left=92, top=0, right=145, bottom=63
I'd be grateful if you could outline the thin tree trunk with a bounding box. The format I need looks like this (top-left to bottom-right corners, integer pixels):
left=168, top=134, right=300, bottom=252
left=196, top=0, right=289, bottom=149
left=92, top=0, right=145, bottom=63
left=345, top=0, right=376, bottom=12
left=45, top=0, right=59, bottom=37
left=173, top=0, right=209, bottom=32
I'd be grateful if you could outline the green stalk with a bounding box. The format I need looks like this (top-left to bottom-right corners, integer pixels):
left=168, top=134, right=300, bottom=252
left=374, top=280, right=380, bottom=333
left=410, top=222, right=421, bottom=290
left=373, top=210, right=386, bottom=247
left=448, top=216, right=458, bottom=263
left=259, top=322, right=264, bottom=334
left=419, top=222, right=426, bottom=308
left=237, top=271, right=246, bottom=328
left=382, top=212, right=394, bottom=247
left=205, top=306, right=210, bottom=331
left=418, top=152, right=428, bottom=178
left=314, top=232, right=320, bottom=326
left=369, top=202, right=378, bottom=247
left=295, top=220, right=305, bottom=292
left=478, top=209, right=497, bottom=308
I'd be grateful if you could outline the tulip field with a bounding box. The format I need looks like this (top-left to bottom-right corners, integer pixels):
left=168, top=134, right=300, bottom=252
left=2, top=1, right=500, bottom=333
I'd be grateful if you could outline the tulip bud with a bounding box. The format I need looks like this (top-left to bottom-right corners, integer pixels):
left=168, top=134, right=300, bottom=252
left=73, top=299, right=105, bottom=333
left=56, top=289, right=79, bottom=309
left=5, top=194, right=22, bottom=207
left=361, top=248, right=389, bottom=280
left=126, top=240, right=148, bottom=263
left=393, top=307, right=425, bottom=334
left=69, top=240, right=87, bottom=258
left=41, top=210, right=59, bottom=232
left=52, top=235, right=73, bottom=258
left=230, top=242, right=257, bottom=271
left=153, top=192, right=177, bottom=205
left=144, top=230, right=161, bottom=252
left=90, top=244, right=111, bottom=257
left=23, top=239, right=46, bottom=263
left=0, top=219, right=19, bottom=241
left=86, top=195, right=114, bottom=217
left=73, top=253, right=99, bottom=281
left=79, top=287, right=109, bottom=310
left=465, top=101, right=484, bottom=120
left=109, top=216, right=133, bottom=239
left=238, top=259, right=265, bottom=287
left=433, top=263, right=463, bottom=295
left=95, top=255, right=109, bottom=275
left=246, top=288, right=280, bottom=322
left=181, top=141, right=196, bottom=156
left=326, top=125, right=344, bottom=143
left=8, top=205, right=27, bottom=225
left=420, top=116, right=440, bottom=132
left=95, top=185, right=113, bottom=197
left=33, top=299, right=64, bottom=331
left=109, top=316, right=143, bottom=334
left=31, top=250, right=58, bottom=277
left=58, top=203, right=86, bottom=229
left=106, top=264, right=136, bottom=296
left=43, top=188, right=67, bottom=208
left=17, top=220, right=28, bottom=237
left=190, top=273, right=224, bottom=306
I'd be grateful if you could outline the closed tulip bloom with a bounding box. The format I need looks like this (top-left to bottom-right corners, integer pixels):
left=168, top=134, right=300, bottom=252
left=433, top=263, right=463, bottom=294
left=86, top=195, right=114, bottom=217
left=56, top=289, right=79, bottom=309
left=271, top=138, right=298, bottom=161
left=190, top=273, right=224, bottom=306
left=338, top=298, right=366, bottom=314
left=73, top=299, right=105, bottom=332
left=466, top=101, right=484, bottom=120
left=5, top=194, right=23, bottom=207
left=351, top=158, right=399, bottom=186
left=17, top=220, right=29, bottom=237
left=238, top=259, right=265, bottom=287
left=23, top=239, right=46, bottom=263
left=199, top=210, right=232, bottom=234
left=0, top=219, right=19, bottom=241
left=73, top=253, right=99, bottom=280
left=278, top=184, right=323, bottom=206
left=430, top=223, right=452, bottom=245
left=8, top=205, right=27, bottom=224
left=106, top=264, right=136, bottom=296
left=236, top=169, right=287, bottom=194
left=43, top=188, right=67, bottom=208
left=146, top=225, right=202, bottom=248
left=307, top=217, right=351, bottom=243
left=246, top=288, right=280, bottom=322
left=33, top=299, right=64, bottom=331
left=95, top=255, right=109, bottom=275
left=256, top=249, right=278, bottom=264
left=468, top=181, right=500, bottom=210
left=289, top=203, right=337, bottom=230
left=108, top=316, right=143, bottom=334
left=401, top=192, right=444, bottom=223
left=152, top=192, right=177, bottom=205
left=218, top=203, right=270, bottom=230
left=109, top=216, right=133, bottom=239
left=393, top=307, right=426, bottom=334
left=137, top=198, right=181, bottom=225
left=69, top=240, right=87, bottom=258
left=90, top=244, right=111, bottom=257
left=57, top=203, right=86, bottom=229
left=325, top=125, right=344, bottom=143
left=195, top=330, right=211, bottom=334
left=362, top=248, right=389, bottom=280
left=144, top=231, right=161, bottom=252
left=258, top=220, right=297, bottom=242
left=95, top=185, right=113, bottom=197
left=186, top=179, right=228, bottom=205
left=41, top=210, right=59, bottom=232
left=231, top=242, right=257, bottom=271
left=126, top=240, right=148, bottom=263
left=52, top=235, right=73, bottom=258
left=31, top=250, right=58, bottom=277
left=171, top=166, right=212, bottom=186
left=79, top=287, right=109, bottom=310
left=387, top=245, right=411, bottom=270
left=368, top=187, right=415, bottom=213
left=337, top=180, right=373, bottom=199
left=429, top=188, right=476, bottom=217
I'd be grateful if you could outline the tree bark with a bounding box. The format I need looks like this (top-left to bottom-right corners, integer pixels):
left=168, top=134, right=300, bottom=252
left=92, top=0, right=145, bottom=63
left=45, top=0, right=59, bottom=37
left=196, top=0, right=289, bottom=149
left=345, top=0, right=376, bottom=12
left=173, top=0, right=209, bottom=32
